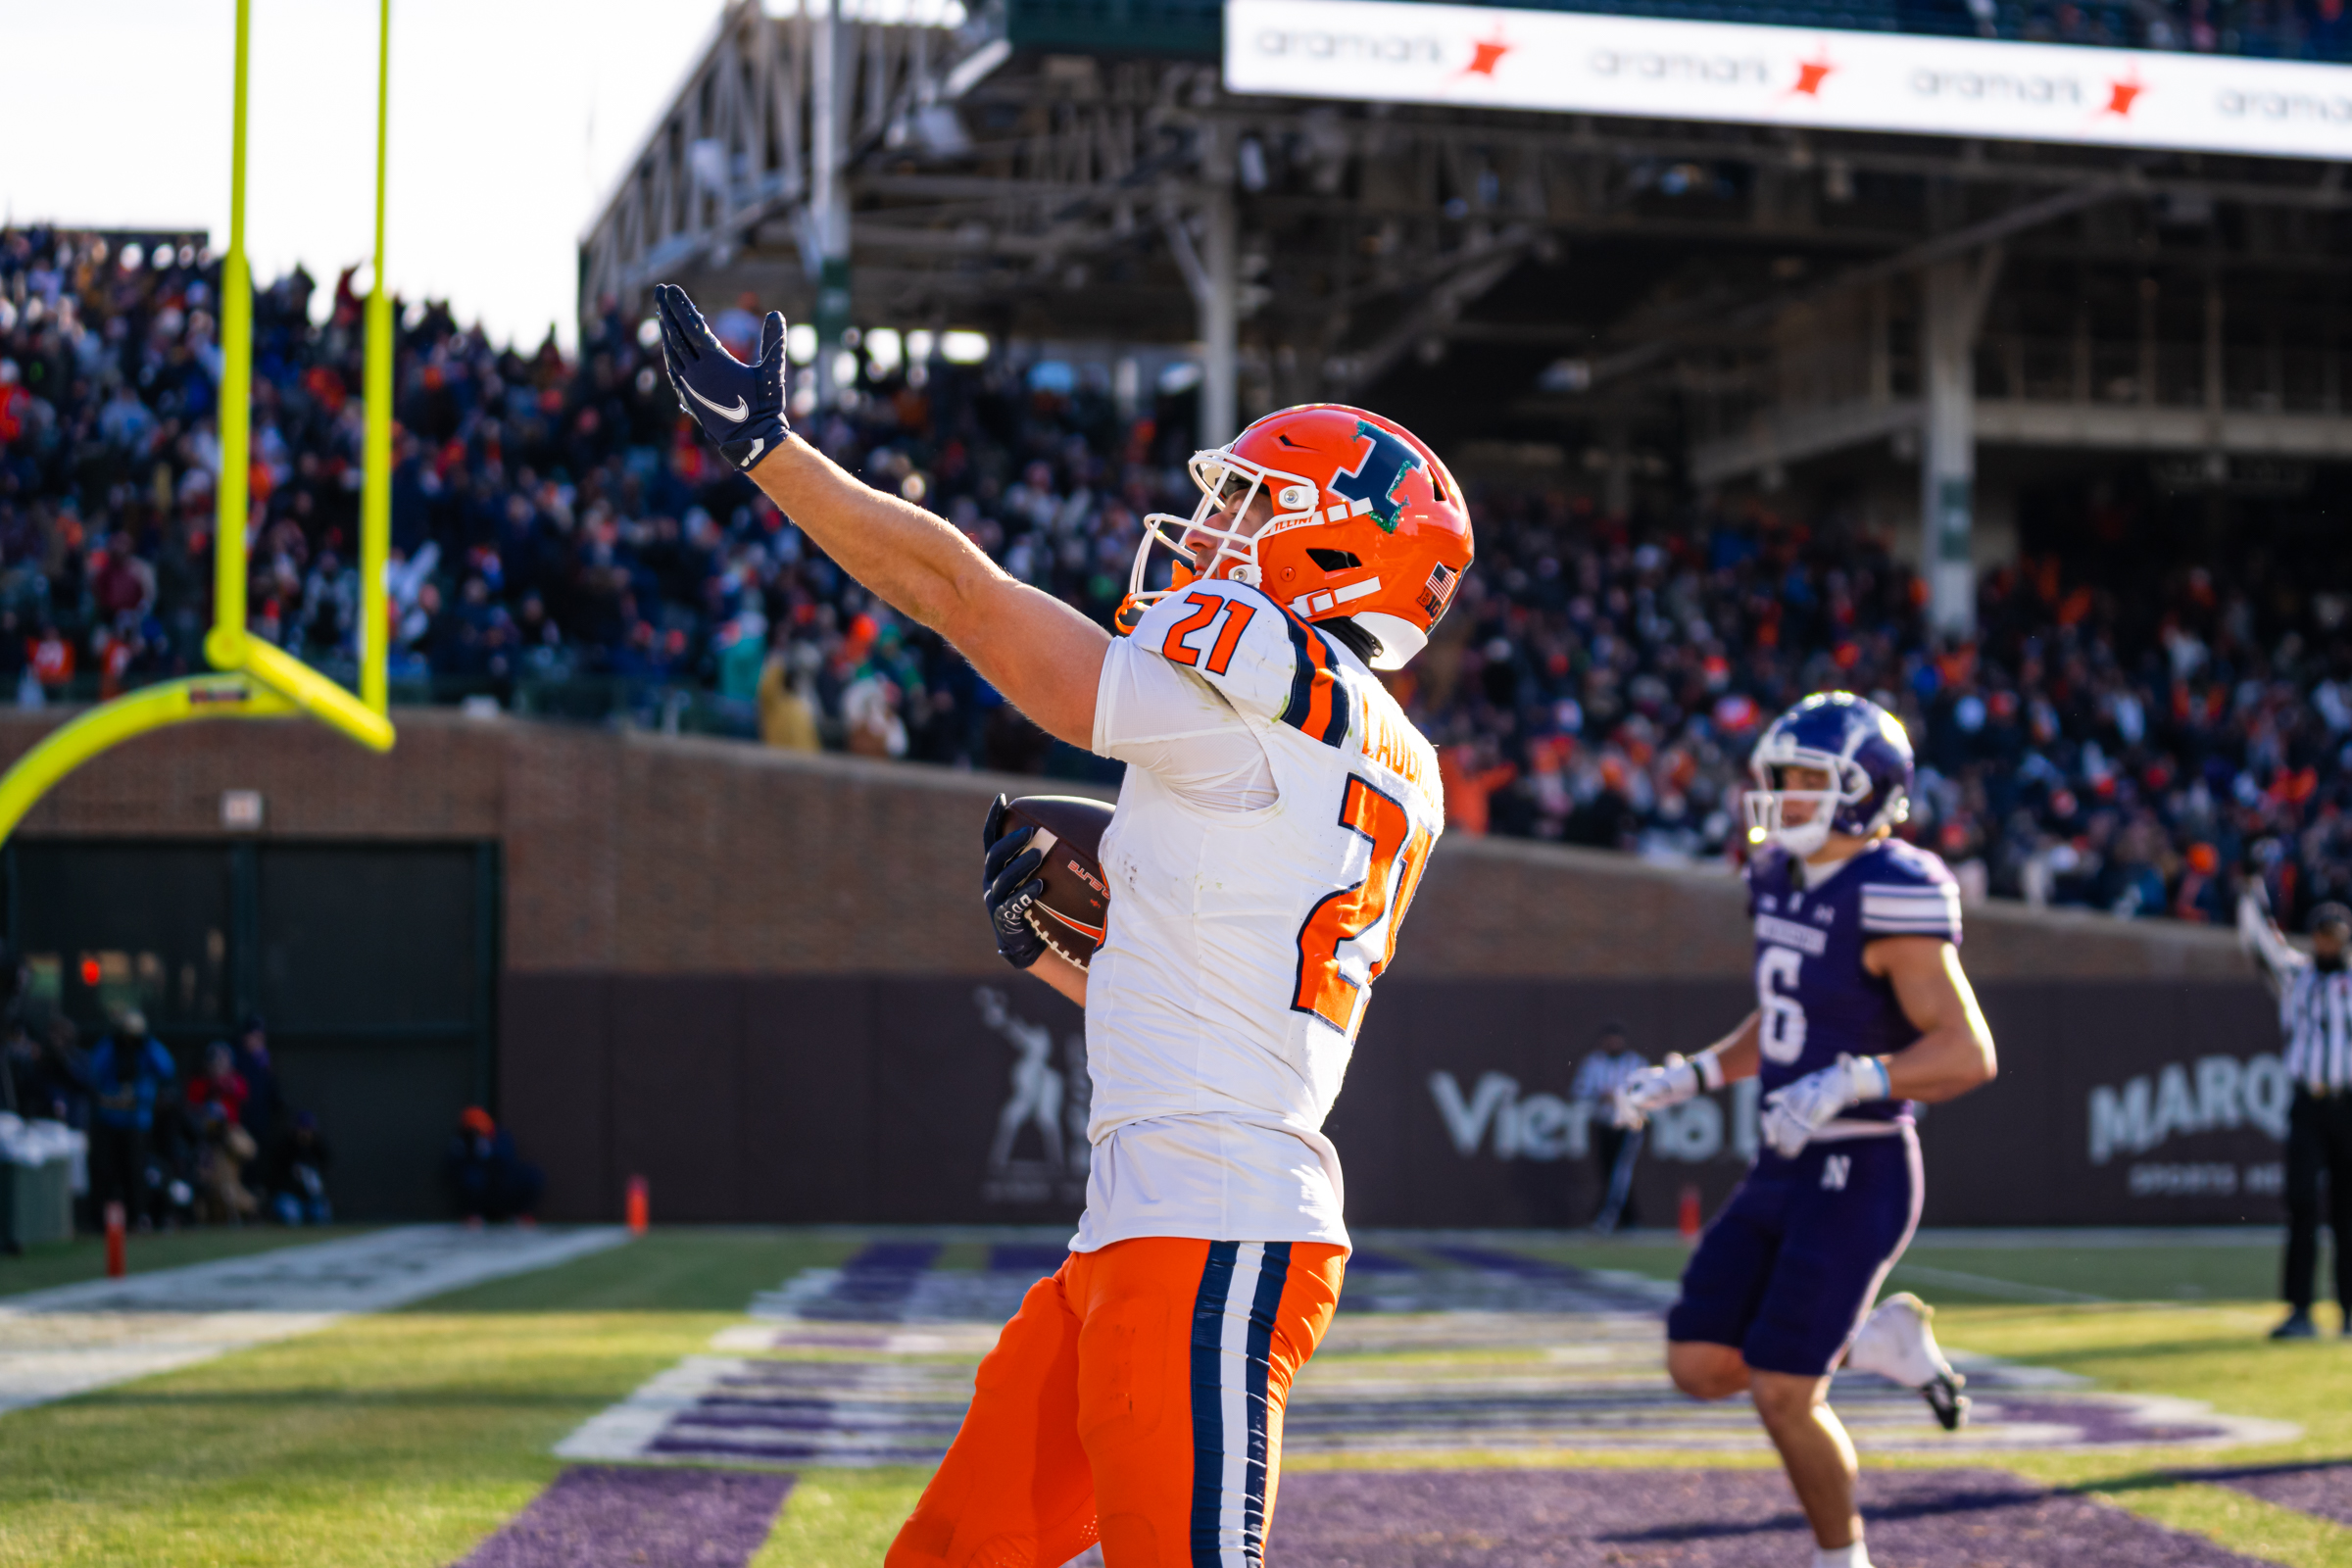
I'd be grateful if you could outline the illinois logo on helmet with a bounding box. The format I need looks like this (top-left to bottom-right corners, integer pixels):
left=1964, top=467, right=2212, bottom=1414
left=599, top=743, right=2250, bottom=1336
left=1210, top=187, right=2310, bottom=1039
left=1122, top=404, right=1474, bottom=669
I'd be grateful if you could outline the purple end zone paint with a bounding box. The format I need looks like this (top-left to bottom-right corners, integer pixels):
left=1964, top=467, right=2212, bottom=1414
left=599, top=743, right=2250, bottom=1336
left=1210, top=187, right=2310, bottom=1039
left=1268, top=1468, right=2273, bottom=1567
left=454, top=1465, right=794, bottom=1568
left=988, top=1242, right=1072, bottom=1278
left=1341, top=1248, right=1417, bottom=1274
left=797, top=1241, right=944, bottom=1322
left=2189, top=1461, right=2352, bottom=1528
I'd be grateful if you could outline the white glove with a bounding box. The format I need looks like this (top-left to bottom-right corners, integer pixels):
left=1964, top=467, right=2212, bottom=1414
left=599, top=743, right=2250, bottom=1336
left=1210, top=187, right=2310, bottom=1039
left=1611, top=1054, right=1699, bottom=1130
left=1759, top=1054, right=1891, bottom=1158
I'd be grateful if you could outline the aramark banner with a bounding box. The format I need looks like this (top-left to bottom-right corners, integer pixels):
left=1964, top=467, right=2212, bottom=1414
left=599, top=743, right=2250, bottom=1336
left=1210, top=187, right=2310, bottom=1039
left=1225, top=0, right=2352, bottom=162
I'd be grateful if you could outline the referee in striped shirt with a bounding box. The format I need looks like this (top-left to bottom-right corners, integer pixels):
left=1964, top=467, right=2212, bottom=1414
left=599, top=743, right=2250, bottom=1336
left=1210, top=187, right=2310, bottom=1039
left=2240, top=890, right=2352, bottom=1340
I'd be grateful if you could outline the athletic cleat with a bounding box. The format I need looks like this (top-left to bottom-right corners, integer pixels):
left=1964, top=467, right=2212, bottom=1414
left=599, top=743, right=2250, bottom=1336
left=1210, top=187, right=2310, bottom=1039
left=1921, top=1370, right=1971, bottom=1432
left=1847, top=1292, right=1968, bottom=1431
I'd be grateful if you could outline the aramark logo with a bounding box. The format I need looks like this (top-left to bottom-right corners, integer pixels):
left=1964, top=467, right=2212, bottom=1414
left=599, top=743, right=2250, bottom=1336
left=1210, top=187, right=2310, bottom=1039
left=1249, top=26, right=1444, bottom=65
left=1587, top=45, right=1769, bottom=86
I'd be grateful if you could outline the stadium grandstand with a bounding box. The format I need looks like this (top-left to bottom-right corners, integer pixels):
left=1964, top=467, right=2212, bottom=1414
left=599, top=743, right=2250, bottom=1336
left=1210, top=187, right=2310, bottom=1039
left=18, top=5, right=2352, bottom=1563
left=11, top=0, right=2352, bottom=932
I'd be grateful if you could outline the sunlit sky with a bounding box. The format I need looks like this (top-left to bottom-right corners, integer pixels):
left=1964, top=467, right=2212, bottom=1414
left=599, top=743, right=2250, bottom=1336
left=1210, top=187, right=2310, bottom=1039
left=0, top=0, right=730, bottom=350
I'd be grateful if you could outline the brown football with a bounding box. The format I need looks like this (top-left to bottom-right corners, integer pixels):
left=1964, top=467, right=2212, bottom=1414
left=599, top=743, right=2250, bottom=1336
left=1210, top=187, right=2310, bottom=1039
left=1003, top=795, right=1115, bottom=969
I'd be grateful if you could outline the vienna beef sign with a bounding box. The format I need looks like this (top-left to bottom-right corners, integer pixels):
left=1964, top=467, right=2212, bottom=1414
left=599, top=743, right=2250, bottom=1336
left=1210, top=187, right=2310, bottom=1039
left=1226, top=0, right=2352, bottom=161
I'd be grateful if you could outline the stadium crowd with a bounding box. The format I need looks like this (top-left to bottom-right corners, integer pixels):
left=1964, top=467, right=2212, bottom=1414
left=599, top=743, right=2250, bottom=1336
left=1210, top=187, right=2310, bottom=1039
left=3, top=224, right=2348, bottom=930
left=1, top=1004, right=332, bottom=1232
left=1962, top=0, right=2352, bottom=59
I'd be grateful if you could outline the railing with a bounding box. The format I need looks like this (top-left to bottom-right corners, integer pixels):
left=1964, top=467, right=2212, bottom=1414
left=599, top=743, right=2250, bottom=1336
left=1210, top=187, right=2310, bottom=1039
left=1976, top=334, right=2350, bottom=414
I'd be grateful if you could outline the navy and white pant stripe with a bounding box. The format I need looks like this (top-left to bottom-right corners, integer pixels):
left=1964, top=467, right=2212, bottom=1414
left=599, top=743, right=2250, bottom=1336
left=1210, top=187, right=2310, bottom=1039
left=1188, top=1240, right=1292, bottom=1568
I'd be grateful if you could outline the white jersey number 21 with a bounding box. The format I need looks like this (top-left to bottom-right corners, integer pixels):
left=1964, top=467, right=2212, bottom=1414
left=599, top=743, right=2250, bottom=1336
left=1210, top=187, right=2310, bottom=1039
left=1756, top=946, right=1809, bottom=1064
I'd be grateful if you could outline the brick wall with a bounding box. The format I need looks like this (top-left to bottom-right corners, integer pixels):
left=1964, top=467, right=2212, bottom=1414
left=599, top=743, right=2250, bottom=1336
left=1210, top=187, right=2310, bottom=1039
left=0, top=707, right=2250, bottom=982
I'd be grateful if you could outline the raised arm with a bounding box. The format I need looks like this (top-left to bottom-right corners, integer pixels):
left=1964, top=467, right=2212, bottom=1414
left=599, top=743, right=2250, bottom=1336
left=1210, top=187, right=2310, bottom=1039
left=656, top=285, right=1106, bottom=749
left=747, top=437, right=1106, bottom=746
left=2238, top=888, right=2305, bottom=999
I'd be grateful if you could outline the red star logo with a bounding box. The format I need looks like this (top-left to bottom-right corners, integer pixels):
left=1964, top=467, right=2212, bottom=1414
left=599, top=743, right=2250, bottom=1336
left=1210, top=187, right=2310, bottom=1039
left=2103, top=74, right=2146, bottom=117
left=1460, top=33, right=1511, bottom=76
left=1790, top=54, right=1836, bottom=96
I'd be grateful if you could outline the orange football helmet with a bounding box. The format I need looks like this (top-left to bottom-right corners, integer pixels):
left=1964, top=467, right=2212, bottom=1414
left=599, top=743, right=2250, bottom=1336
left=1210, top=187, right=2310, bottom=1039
left=1125, top=405, right=1474, bottom=669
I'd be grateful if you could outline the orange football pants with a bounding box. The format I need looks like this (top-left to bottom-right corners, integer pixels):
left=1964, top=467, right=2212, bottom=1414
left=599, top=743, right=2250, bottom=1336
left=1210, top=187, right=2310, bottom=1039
left=886, top=1237, right=1347, bottom=1568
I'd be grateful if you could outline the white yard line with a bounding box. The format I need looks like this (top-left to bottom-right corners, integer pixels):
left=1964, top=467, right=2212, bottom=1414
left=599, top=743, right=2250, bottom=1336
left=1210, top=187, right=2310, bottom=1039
left=555, top=1259, right=2295, bottom=1470
left=0, top=1224, right=628, bottom=1416
left=1886, top=1261, right=2112, bottom=1304
left=1904, top=1227, right=2278, bottom=1250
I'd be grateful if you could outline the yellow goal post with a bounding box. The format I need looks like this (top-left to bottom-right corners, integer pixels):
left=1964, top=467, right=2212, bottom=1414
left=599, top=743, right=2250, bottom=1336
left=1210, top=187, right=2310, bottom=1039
left=0, top=0, right=398, bottom=845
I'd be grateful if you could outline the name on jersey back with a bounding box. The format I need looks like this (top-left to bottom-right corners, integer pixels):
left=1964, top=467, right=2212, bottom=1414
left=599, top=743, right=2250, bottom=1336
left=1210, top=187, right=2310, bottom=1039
left=1358, top=687, right=1438, bottom=816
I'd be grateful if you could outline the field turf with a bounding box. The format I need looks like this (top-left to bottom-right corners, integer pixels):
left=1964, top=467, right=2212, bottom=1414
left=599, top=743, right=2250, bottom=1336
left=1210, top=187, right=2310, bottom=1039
left=0, top=1229, right=2347, bottom=1567
left=0, top=1225, right=380, bottom=1298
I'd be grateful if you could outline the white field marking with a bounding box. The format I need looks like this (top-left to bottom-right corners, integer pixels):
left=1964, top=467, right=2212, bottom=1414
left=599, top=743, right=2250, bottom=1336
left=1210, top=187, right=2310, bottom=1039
left=708, top=1322, right=995, bottom=1355
left=746, top=1268, right=842, bottom=1319
left=1341, top=1225, right=2278, bottom=1250
left=561, top=1255, right=2298, bottom=1470
left=557, top=1354, right=979, bottom=1468
left=1887, top=1261, right=2111, bottom=1304
left=557, top=1355, right=736, bottom=1463
left=572, top=1311, right=2294, bottom=1466
left=1903, top=1227, right=2278, bottom=1250
left=0, top=1225, right=626, bottom=1416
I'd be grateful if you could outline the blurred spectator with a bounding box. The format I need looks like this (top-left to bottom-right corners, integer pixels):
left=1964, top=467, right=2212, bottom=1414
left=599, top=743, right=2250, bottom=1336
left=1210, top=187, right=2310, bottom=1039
left=264, top=1110, right=332, bottom=1226
left=0, top=1026, right=39, bottom=1117
left=232, top=1013, right=280, bottom=1149
left=7, top=222, right=2352, bottom=928
left=1966, top=0, right=2352, bottom=57
left=185, top=1041, right=248, bottom=1126
left=28, top=624, right=71, bottom=695
left=1440, top=740, right=1516, bottom=837
left=86, top=1011, right=172, bottom=1225
left=757, top=640, right=819, bottom=751
left=1573, top=1023, right=1649, bottom=1230
left=444, top=1104, right=542, bottom=1224
left=0, top=1017, right=83, bottom=1125
left=192, top=1101, right=259, bottom=1224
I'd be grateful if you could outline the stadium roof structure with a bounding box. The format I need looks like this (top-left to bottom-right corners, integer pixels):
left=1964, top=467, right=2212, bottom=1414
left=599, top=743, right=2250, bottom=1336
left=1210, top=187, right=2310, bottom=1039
left=585, top=0, right=2352, bottom=635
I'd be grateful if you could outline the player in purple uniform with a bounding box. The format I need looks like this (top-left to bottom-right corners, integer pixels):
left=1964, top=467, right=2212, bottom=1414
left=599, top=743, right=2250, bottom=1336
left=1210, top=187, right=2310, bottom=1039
left=1612, top=692, right=1998, bottom=1568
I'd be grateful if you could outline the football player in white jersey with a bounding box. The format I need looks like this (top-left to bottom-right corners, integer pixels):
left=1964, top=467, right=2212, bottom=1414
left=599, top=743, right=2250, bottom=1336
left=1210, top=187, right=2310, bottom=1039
left=654, top=286, right=1471, bottom=1568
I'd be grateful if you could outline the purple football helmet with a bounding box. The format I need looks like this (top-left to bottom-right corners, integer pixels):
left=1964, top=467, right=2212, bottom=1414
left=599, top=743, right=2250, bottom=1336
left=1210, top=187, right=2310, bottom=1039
left=1743, top=691, right=1915, bottom=857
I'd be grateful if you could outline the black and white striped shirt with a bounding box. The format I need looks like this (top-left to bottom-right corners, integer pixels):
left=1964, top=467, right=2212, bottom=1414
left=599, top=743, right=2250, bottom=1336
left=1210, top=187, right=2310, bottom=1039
left=2242, top=894, right=2352, bottom=1092
left=2280, top=969, right=2352, bottom=1092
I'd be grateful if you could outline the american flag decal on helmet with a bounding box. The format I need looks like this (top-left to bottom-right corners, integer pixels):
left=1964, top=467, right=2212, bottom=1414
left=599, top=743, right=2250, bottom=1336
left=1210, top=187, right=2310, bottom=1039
left=1417, top=560, right=1461, bottom=622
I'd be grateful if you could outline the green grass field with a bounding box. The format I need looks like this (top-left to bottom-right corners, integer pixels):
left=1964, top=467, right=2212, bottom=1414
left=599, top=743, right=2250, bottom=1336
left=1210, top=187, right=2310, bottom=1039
left=0, top=1228, right=2348, bottom=1567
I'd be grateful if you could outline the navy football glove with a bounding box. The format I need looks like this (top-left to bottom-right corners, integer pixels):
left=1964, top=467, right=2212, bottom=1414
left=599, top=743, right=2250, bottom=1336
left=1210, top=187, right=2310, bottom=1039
left=982, top=794, right=1047, bottom=971
left=653, top=283, right=789, bottom=473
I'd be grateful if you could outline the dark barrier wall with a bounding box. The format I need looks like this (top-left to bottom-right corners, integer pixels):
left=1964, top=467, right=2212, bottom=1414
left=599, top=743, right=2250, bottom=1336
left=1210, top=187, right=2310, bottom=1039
left=1, top=709, right=2280, bottom=1225
left=0, top=710, right=2255, bottom=986
left=504, top=973, right=2292, bottom=1230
